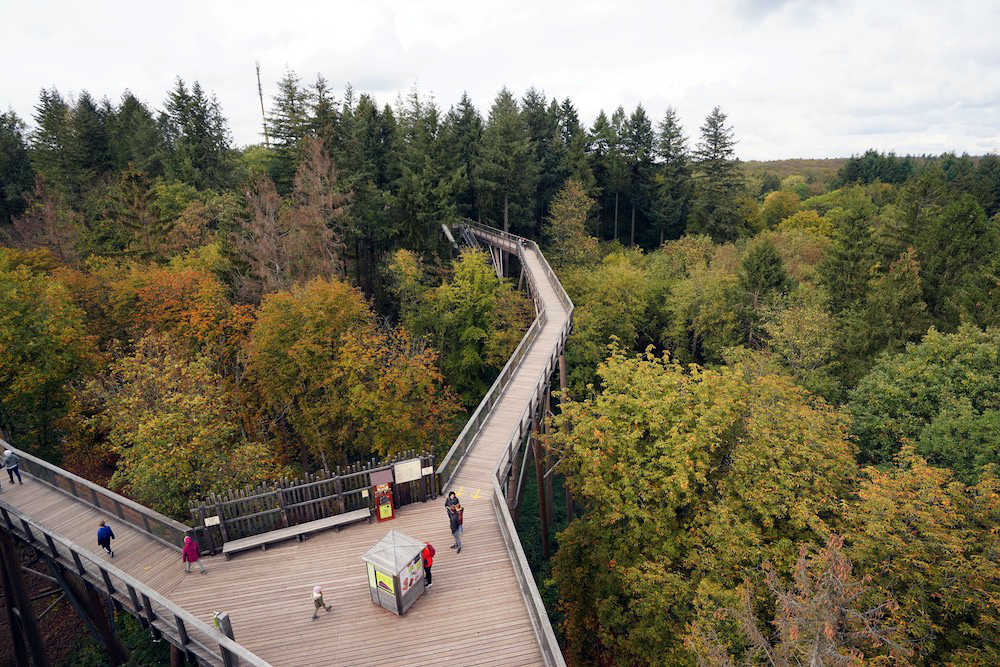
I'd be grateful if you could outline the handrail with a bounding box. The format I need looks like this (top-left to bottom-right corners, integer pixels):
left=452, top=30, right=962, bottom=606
left=442, top=221, right=570, bottom=667
left=436, top=225, right=548, bottom=490
left=0, top=441, right=191, bottom=551
left=0, top=499, right=271, bottom=666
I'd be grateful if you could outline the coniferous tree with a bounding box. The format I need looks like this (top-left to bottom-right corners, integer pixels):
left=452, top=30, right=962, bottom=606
left=107, top=92, right=164, bottom=176
left=30, top=88, right=73, bottom=192
left=439, top=92, right=483, bottom=220
left=588, top=110, right=614, bottom=237
left=309, top=74, right=339, bottom=148
left=557, top=98, right=595, bottom=195
left=68, top=91, right=112, bottom=195
left=690, top=106, right=745, bottom=242
left=161, top=78, right=233, bottom=190
left=522, top=89, right=566, bottom=224
left=622, top=105, right=655, bottom=247
left=0, top=110, right=34, bottom=225
left=267, top=69, right=311, bottom=191
left=475, top=88, right=538, bottom=235
left=652, top=107, right=692, bottom=245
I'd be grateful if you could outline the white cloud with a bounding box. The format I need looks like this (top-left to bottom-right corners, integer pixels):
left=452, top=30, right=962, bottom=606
left=1, top=0, right=998, bottom=158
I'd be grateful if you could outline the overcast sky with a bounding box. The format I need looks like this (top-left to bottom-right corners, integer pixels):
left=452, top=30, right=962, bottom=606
left=2, top=0, right=998, bottom=160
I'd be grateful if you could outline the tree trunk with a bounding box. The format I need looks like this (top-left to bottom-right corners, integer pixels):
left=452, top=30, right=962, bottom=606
left=631, top=204, right=636, bottom=247
left=613, top=192, right=619, bottom=240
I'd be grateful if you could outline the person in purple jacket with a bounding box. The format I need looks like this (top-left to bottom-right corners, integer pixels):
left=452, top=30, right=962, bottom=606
left=97, top=520, right=115, bottom=557
left=182, top=536, right=206, bottom=574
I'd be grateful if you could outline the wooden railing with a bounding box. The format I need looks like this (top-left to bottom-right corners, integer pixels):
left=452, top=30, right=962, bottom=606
left=441, top=222, right=571, bottom=667
left=0, top=441, right=191, bottom=551
left=189, top=452, right=435, bottom=552
left=0, top=499, right=270, bottom=666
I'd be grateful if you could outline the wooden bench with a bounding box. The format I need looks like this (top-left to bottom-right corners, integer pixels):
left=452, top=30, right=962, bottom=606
left=222, top=508, right=372, bottom=559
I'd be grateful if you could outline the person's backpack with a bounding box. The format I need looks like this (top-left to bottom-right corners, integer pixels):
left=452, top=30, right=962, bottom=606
left=426, top=543, right=436, bottom=558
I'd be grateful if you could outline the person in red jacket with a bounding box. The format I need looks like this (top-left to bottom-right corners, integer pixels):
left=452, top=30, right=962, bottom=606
left=182, top=536, right=206, bottom=574
left=422, top=542, right=435, bottom=589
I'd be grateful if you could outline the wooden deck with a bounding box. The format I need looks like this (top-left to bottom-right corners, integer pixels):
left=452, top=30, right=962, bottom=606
left=1, top=241, right=569, bottom=666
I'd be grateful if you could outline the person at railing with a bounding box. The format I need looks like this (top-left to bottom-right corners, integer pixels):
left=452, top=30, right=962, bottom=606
left=182, top=535, right=206, bottom=574
left=97, top=520, right=115, bottom=557
left=3, top=449, right=22, bottom=485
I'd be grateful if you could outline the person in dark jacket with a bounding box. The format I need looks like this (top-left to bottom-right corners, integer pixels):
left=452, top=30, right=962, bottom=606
left=3, top=450, right=22, bottom=484
left=97, top=520, right=115, bottom=557
left=449, top=503, right=464, bottom=553
left=444, top=490, right=460, bottom=514
left=422, top=542, right=435, bottom=588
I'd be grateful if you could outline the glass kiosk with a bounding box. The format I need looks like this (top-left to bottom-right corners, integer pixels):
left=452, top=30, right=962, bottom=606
left=361, top=529, right=427, bottom=615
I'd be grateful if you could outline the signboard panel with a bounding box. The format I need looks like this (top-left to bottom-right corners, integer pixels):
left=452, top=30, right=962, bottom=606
left=393, top=458, right=423, bottom=484
left=204, top=515, right=220, bottom=526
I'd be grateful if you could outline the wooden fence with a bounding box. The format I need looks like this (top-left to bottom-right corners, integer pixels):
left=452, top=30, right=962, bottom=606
left=189, top=451, right=436, bottom=552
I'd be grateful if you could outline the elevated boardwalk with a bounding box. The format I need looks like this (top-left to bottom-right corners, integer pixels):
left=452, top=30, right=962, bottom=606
left=1, top=223, right=571, bottom=666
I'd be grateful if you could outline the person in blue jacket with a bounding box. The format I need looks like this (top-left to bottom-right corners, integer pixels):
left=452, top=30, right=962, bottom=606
left=97, top=520, right=115, bottom=557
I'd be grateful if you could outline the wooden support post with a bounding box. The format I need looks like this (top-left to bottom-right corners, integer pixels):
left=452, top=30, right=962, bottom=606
left=0, top=528, right=48, bottom=667
left=558, top=352, right=575, bottom=521
left=47, top=558, right=128, bottom=665
left=509, top=434, right=523, bottom=523
left=531, top=431, right=550, bottom=560
left=275, top=487, right=289, bottom=528
left=214, top=611, right=238, bottom=667
left=543, top=389, right=554, bottom=532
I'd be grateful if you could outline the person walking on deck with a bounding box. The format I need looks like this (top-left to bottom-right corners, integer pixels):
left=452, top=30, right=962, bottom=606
left=449, top=503, right=464, bottom=553
left=422, top=542, right=435, bottom=588
left=182, top=536, right=206, bottom=573
left=312, top=585, right=332, bottom=620
left=3, top=450, right=22, bottom=484
left=97, top=520, right=115, bottom=557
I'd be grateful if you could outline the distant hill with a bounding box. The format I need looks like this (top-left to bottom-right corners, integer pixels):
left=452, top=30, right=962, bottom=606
left=743, top=158, right=848, bottom=196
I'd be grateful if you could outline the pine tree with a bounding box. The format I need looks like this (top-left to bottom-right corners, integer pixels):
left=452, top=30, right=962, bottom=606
left=690, top=106, right=745, bottom=242
left=309, top=74, right=339, bottom=147
left=475, top=88, right=538, bottom=235
left=0, top=110, right=34, bottom=225
left=652, top=107, right=692, bottom=244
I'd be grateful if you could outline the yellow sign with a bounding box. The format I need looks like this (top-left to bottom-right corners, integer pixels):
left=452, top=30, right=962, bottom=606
left=379, top=502, right=393, bottom=520
left=376, top=571, right=394, bottom=594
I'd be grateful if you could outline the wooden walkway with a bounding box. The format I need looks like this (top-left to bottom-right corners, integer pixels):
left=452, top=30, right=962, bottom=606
left=1, top=240, right=569, bottom=666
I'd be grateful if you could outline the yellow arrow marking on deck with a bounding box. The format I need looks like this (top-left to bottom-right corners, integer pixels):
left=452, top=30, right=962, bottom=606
left=471, top=488, right=482, bottom=500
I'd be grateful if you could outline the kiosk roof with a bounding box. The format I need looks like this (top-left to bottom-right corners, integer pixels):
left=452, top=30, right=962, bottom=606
left=361, top=529, right=426, bottom=573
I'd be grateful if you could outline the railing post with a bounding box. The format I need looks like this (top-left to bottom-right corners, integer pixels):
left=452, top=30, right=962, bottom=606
left=214, top=611, right=239, bottom=667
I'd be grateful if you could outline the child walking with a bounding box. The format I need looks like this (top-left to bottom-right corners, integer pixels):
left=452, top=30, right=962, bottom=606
left=312, top=585, right=332, bottom=620
left=182, top=536, right=206, bottom=574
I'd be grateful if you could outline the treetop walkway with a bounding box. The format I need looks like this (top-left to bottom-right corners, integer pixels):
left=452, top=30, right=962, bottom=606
left=0, top=222, right=572, bottom=667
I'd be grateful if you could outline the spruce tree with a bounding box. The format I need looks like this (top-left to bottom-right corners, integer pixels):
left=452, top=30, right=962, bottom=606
left=107, top=92, right=163, bottom=175
left=558, top=98, right=595, bottom=194
left=690, top=106, right=745, bottom=242
left=30, top=88, right=72, bottom=192
left=652, top=107, right=692, bottom=244
left=161, top=78, right=233, bottom=189
left=622, top=105, right=654, bottom=247
left=267, top=69, right=311, bottom=192
left=475, top=88, right=538, bottom=235
left=439, top=92, right=483, bottom=219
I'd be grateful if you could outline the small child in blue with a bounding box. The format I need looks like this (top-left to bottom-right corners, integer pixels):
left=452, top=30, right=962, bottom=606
left=97, top=520, right=115, bottom=557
